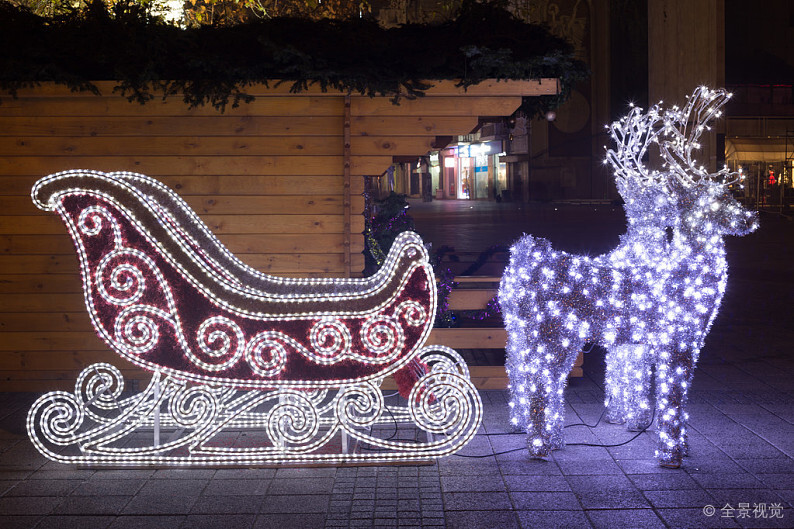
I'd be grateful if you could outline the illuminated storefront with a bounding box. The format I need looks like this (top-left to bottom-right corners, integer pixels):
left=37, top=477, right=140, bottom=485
left=438, top=140, right=506, bottom=200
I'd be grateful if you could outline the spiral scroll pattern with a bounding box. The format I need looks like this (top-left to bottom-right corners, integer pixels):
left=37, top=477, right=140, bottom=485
left=360, top=315, right=404, bottom=362
left=192, top=316, right=245, bottom=371
left=419, top=345, right=471, bottom=379
left=78, top=206, right=116, bottom=238
left=336, top=381, right=384, bottom=429
left=168, top=385, right=219, bottom=429
left=114, top=305, right=171, bottom=355
left=409, top=372, right=476, bottom=435
left=309, top=320, right=352, bottom=363
left=96, top=254, right=147, bottom=306
left=396, top=300, right=428, bottom=327
left=266, top=392, right=319, bottom=446
left=75, top=363, right=125, bottom=410
left=245, top=332, right=289, bottom=377
left=27, top=392, right=85, bottom=446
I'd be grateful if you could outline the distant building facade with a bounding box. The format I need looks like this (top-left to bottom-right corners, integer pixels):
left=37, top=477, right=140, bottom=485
left=373, top=0, right=793, bottom=205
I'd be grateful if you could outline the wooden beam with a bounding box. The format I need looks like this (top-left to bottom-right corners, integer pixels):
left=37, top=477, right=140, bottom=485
left=351, top=116, right=480, bottom=137
left=0, top=136, right=347, bottom=157
left=447, top=289, right=497, bottom=311
left=0, top=155, right=346, bottom=176
left=349, top=136, right=435, bottom=157
left=0, top=215, right=356, bottom=236
left=0, top=96, right=344, bottom=117
left=0, top=175, right=345, bottom=196
left=352, top=96, right=524, bottom=117
left=0, top=312, right=91, bottom=332
left=428, top=328, right=507, bottom=349
left=7, top=79, right=560, bottom=98
left=0, top=116, right=344, bottom=137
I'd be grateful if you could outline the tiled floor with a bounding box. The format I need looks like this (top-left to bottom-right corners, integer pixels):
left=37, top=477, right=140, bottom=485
left=2, top=202, right=792, bottom=528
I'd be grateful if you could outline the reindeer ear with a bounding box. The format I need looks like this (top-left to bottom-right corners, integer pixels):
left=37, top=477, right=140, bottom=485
left=664, top=174, right=689, bottom=197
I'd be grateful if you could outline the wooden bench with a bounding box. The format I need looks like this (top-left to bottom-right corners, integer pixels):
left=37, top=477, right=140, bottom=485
left=426, top=276, right=584, bottom=389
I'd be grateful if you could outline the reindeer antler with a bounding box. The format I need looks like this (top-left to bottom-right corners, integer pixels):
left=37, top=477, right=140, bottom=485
left=658, top=86, right=737, bottom=187
left=605, top=102, right=667, bottom=192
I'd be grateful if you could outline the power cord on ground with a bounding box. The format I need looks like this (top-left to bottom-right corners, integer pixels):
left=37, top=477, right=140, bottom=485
left=454, top=397, right=656, bottom=458
left=356, top=392, right=656, bottom=456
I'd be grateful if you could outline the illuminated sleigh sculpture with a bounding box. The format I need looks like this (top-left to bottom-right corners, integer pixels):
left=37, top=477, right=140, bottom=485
left=499, top=87, right=758, bottom=467
left=28, top=170, right=482, bottom=466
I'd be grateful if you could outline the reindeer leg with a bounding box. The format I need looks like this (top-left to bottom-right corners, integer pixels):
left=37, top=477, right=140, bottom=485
left=655, top=348, right=695, bottom=468
left=605, top=345, right=629, bottom=424
left=606, top=344, right=653, bottom=429
left=505, top=326, right=529, bottom=431
left=506, top=360, right=554, bottom=457
left=525, top=370, right=555, bottom=458
left=525, top=347, right=577, bottom=456
left=517, top=352, right=560, bottom=457
left=547, top=371, right=570, bottom=451
left=680, top=356, right=698, bottom=457
left=624, top=345, right=654, bottom=431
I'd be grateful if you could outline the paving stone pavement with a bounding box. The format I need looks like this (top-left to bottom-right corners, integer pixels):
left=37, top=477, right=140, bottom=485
left=1, top=203, right=792, bottom=528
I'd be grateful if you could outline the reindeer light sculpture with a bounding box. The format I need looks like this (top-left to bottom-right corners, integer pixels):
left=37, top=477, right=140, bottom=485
left=498, top=87, right=758, bottom=467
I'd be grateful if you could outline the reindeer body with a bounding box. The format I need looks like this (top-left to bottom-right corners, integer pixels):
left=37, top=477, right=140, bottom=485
left=500, top=196, right=747, bottom=465
left=500, top=231, right=674, bottom=456
left=499, top=87, right=758, bottom=467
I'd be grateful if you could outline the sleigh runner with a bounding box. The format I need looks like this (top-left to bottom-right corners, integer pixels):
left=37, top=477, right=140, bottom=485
left=27, top=170, right=482, bottom=466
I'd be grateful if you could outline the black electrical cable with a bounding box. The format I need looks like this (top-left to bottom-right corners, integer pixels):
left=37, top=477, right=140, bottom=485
left=355, top=391, right=655, bottom=456
left=567, top=408, right=656, bottom=448
left=358, top=403, right=400, bottom=451
left=454, top=396, right=656, bottom=457
left=564, top=404, right=608, bottom=429
left=454, top=447, right=527, bottom=458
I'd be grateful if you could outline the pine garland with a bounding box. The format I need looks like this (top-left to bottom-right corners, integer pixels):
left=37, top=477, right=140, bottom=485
left=0, top=0, right=588, bottom=113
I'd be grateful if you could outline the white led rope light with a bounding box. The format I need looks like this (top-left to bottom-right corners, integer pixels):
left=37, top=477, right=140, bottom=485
left=27, top=170, right=483, bottom=466
left=27, top=346, right=482, bottom=465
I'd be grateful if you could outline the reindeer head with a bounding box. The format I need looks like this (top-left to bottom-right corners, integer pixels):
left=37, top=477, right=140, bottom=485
left=658, top=87, right=759, bottom=238
left=668, top=179, right=759, bottom=237
left=607, top=86, right=759, bottom=238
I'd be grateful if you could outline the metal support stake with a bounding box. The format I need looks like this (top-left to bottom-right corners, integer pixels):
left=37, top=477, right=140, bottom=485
left=153, top=377, right=160, bottom=447
left=277, top=393, right=286, bottom=451
left=341, top=386, right=350, bottom=455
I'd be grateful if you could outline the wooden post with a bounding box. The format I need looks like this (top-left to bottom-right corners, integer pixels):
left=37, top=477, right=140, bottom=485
left=343, top=95, right=352, bottom=277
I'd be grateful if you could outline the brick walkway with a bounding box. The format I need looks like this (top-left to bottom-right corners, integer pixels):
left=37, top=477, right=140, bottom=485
left=1, top=201, right=792, bottom=528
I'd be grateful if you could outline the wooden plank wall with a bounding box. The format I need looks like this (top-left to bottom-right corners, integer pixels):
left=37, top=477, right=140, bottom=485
left=0, top=79, right=558, bottom=391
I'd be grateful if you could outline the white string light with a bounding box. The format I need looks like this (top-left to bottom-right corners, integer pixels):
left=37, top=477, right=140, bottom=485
left=499, top=87, right=758, bottom=468
left=26, top=170, right=483, bottom=466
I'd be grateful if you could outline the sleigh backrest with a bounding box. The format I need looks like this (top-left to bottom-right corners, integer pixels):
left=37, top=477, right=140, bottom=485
left=32, top=170, right=433, bottom=310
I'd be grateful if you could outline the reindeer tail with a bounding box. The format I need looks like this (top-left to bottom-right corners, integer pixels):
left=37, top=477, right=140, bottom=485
left=509, top=234, right=552, bottom=260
